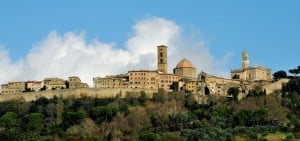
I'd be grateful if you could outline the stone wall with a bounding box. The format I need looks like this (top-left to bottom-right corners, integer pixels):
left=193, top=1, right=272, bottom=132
left=0, top=88, right=157, bottom=102
left=262, top=78, right=290, bottom=95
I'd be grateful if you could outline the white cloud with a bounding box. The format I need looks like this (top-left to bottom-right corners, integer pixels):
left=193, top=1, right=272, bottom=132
left=0, top=46, right=22, bottom=83
left=0, top=17, right=231, bottom=86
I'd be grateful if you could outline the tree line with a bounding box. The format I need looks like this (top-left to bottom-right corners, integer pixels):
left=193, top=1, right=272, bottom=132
left=273, top=65, right=300, bottom=80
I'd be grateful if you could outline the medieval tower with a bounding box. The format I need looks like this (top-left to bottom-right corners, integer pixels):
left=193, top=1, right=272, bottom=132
left=157, top=45, right=168, bottom=74
left=242, top=51, right=249, bottom=69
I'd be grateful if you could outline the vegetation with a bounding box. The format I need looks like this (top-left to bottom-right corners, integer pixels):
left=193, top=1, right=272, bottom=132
left=273, top=70, right=287, bottom=80
left=227, top=87, right=240, bottom=101
left=288, top=66, right=300, bottom=76
left=0, top=67, right=299, bottom=140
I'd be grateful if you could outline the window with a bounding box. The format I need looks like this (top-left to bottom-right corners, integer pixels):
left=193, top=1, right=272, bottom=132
left=160, top=52, right=163, bottom=57
left=160, top=59, right=163, bottom=63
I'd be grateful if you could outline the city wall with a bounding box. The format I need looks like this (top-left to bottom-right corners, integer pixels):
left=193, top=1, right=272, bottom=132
left=263, top=78, right=290, bottom=95
left=0, top=88, right=157, bottom=102
left=0, top=79, right=288, bottom=103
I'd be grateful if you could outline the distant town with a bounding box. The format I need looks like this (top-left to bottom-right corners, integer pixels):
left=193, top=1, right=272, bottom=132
left=0, top=45, right=287, bottom=98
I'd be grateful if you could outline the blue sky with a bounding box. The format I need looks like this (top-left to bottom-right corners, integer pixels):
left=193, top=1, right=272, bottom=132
left=0, top=1, right=299, bottom=84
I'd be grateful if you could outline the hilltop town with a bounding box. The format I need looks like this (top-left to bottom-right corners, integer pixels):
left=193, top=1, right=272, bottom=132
left=0, top=45, right=288, bottom=100
left=0, top=45, right=299, bottom=141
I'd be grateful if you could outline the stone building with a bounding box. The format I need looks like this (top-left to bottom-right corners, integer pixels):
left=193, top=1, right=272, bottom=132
left=198, top=72, right=240, bottom=96
left=183, top=80, right=200, bottom=93
left=173, top=58, right=196, bottom=79
left=128, top=70, right=159, bottom=89
left=1, top=82, right=26, bottom=94
left=93, top=74, right=128, bottom=88
left=94, top=70, right=180, bottom=91
left=158, top=73, right=181, bottom=91
left=93, top=45, right=197, bottom=92
left=231, top=52, right=271, bottom=81
left=26, top=81, right=44, bottom=92
left=68, top=76, right=89, bottom=89
left=90, top=45, right=275, bottom=97
left=44, top=78, right=66, bottom=90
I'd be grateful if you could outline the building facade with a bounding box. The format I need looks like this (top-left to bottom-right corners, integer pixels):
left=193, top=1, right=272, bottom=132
left=158, top=73, right=181, bottom=91
left=68, top=76, right=89, bottom=89
left=26, top=81, right=44, bottom=92
left=93, top=45, right=199, bottom=92
left=94, top=75, right=128, bottom=88
left=44, top=78, right=66, bottom=90
left=198, top=72, right=240, bottom=96
left=231, top=52, right=271, bottom=81
left=128, top=70, right=159, bottom=89
left=1, top=82, right=26, bottom=94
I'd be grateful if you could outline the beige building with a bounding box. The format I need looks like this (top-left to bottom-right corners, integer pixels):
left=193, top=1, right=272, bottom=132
left=93, top=45, right=198, bottom=92
left=197, top=72, right=240, bottom=96
left=231, top=52, right=271, bottom=81
left=26, top=81, right=44, bottom=92
left=158, top=73, right=181, bottom=91
left=68, top=76, right=89, bottom=89
left=173, top=58, right=196, bottom=79
left=94, top=74, right=128, bottom=88
left=89, top=45, right=274, bottom=97
left=1, top=82, right=26, bottom=94
left=94, top=71, right=180, bottom=91
left=44, top=78, right=66, bottom=90
left=183, top=80, right=200, bottom=93
left=128, top=70, right=159, bottom=89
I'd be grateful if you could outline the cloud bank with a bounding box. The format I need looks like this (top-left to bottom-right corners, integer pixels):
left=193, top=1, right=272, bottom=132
left=0, top=17, right=230, bottom=86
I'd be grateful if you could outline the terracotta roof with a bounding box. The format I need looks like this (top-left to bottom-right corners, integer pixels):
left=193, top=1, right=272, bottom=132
left=175, top=58, right=194, bottom=68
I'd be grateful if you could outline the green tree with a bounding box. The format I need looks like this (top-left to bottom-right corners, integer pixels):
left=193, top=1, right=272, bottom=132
left=289, top=66, right=300, bottom=76
left=0, top=101, right=18, bottom=116
left=0, top=112, right=20, bottom=128
left=282, top=77, right=300, bottom=94
left=138, top=132, right=158, bottom=141
left=91, top=106, right=118, bottom=123
left=0, top=112, right=21, bottom=141
left=56, top=98, right=64, bottom=125
left=22, top=113, right=44, bottom=139
left=273, top=70, right=287, bottom=80
left=23, top=113, right=43, bottom=131
left=64, top=110, right=87, bottom=128
left=152, top=88, right=167, bottom=103
left=158, top=132, right=182, bottom=141
left=138, top=91, right=148, bottom=104
left=234, top=109, right=267, bottom=126
left=227, top=87, right=240, bottom=101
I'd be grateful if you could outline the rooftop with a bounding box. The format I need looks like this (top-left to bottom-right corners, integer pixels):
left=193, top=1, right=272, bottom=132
left=175, top=58, right=195, bottom=68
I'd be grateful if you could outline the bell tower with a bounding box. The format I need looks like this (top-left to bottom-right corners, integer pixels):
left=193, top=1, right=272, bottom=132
left=242, top=51, right=249, bottom=69
left=157, top=45, right=168, bottom=74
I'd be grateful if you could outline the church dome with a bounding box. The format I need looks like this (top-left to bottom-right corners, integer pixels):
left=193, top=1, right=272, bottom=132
left=175, top=58, right=194, bottom=68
